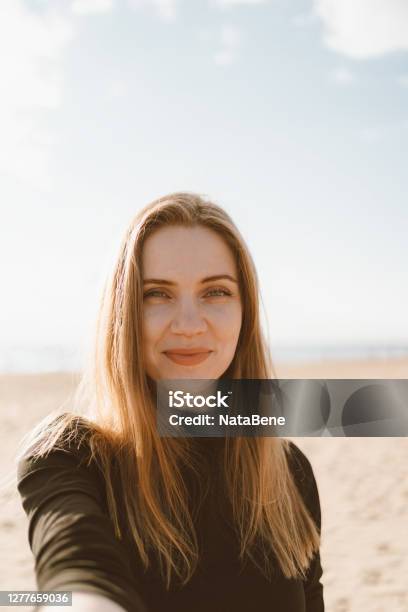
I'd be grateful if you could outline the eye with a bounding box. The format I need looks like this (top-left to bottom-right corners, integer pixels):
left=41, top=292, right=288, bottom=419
left=205, top=287, right=232, bottom=297
left=143, top=287, right=233, bottom=300
left=143, top=289, right=170, bottom=299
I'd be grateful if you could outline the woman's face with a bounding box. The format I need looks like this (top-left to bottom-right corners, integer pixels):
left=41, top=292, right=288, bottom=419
left=142, top=225, right=242, bottom=381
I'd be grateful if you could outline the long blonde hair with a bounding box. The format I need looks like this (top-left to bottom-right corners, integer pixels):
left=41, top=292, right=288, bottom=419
left=17, top=192, right=320, bottom=589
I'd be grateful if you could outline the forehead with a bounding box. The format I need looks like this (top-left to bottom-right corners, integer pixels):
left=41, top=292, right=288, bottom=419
left=142, top=225, right=237, bottom=278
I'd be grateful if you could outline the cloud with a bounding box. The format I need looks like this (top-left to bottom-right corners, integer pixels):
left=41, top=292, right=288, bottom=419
left=214, top=24, right=242, bottom=66
left=0, top=1, right=74, bottom=190
left=128, top=0, right=178, bottom=22
left=330, top=67, right=355, bottom=85
left=71, top=0, right=114, bottom=15
left=314, top=0, right=408, bottom=59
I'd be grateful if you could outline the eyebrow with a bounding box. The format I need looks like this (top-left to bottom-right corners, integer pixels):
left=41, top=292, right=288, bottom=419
left=143, top=274, right=238, bottom=286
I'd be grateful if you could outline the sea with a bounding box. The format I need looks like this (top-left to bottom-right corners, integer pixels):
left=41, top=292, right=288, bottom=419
left=0, top=344, right=407, bottom=374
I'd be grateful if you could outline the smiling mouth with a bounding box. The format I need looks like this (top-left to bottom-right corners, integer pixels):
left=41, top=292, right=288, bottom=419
left=163, top=351, right=213, bottom=366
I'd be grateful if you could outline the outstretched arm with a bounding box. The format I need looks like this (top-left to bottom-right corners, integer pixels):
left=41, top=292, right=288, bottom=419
left=38, top=591, right=126, bottom=611
left=17, top=445, right=148, bottom=612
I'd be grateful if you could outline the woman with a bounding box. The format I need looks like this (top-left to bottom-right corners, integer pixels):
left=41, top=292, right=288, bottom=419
left=17, top=192, right=324, bottom=611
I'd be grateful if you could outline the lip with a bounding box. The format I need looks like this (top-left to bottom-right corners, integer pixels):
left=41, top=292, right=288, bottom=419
left=163, top=348, right=213, bottom=366
left=165, top=348, right=211, bottom=355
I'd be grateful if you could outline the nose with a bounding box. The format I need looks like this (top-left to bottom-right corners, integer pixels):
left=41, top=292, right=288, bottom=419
left=170, top=296, right=207, bottom=336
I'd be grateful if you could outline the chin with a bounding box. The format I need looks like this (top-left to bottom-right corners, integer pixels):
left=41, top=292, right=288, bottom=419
left=169, top=369, right=211, bottom=379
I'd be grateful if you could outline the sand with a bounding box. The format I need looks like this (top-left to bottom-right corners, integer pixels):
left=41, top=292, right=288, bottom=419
left=0, top=360, right=407, bottom=611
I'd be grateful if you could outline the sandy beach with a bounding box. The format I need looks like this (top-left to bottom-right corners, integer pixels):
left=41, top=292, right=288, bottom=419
left=1, top=359, right=407, bottom=611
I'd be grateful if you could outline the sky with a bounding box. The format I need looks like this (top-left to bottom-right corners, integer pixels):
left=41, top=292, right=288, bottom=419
left=1, top=0, right=408, bottom=371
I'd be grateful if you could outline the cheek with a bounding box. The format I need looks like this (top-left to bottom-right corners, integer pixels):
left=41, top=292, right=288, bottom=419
left=208, top=304, right=242, bottom=339
left=143, top=305, right=172, bottom=339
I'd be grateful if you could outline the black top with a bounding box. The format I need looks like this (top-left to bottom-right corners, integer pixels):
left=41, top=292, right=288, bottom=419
left=17, top=416, right=324, bottom=612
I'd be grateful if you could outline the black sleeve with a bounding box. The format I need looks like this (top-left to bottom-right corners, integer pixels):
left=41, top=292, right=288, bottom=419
left=17, top=442, right=149, bottom=612
left=287, top=442, right=325, bottom=612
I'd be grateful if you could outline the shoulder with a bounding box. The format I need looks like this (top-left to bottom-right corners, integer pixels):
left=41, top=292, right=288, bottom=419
left=16, top=413, right=111, bottom=548
left=16, top=412, right=101, bottom=493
